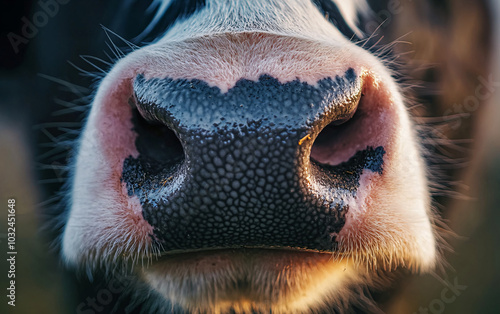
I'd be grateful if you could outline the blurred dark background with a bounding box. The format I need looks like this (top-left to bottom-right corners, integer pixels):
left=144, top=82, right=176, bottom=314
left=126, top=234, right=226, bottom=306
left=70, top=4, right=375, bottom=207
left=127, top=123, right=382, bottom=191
left=1, top=0, right=499, bottom=313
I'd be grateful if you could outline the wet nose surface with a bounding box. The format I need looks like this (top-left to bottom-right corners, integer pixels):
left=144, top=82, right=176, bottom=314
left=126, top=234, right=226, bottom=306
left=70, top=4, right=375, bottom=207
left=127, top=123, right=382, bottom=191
left=122, top=68, right=385, bottom=253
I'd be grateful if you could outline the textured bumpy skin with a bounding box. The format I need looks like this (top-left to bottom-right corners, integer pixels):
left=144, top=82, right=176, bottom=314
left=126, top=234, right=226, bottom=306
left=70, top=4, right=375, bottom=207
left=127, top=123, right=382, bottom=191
left=124, top=70, right=385, bottom=252
left=61, top=0, right=438, bottom=312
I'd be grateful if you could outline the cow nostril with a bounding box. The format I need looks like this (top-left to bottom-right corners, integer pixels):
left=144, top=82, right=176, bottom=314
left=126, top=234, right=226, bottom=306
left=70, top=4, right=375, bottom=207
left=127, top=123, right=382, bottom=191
left=130, top=104, right=185, bottom=172
left=310, top=93, right=363, bottom=166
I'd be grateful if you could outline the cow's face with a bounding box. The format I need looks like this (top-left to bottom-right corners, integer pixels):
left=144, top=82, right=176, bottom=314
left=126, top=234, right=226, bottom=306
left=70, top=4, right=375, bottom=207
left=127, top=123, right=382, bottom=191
left=62, top=0, right=437, bottom=312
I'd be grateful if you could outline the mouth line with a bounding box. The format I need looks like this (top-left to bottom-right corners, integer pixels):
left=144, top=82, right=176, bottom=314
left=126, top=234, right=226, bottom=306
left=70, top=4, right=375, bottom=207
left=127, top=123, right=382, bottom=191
left=146, top=247, right=342, bottom=269
left=156, top=246, right=337, bottom=258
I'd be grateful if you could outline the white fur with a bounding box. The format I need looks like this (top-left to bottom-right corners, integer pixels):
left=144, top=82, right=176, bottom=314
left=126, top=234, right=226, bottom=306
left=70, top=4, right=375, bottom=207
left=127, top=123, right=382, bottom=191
left=142, top=0, right=369, bottom=40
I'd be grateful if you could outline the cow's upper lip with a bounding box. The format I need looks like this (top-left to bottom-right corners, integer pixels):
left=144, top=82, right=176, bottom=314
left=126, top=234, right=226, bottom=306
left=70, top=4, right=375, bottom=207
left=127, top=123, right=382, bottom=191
left=141, top=245, right=354, bottom=311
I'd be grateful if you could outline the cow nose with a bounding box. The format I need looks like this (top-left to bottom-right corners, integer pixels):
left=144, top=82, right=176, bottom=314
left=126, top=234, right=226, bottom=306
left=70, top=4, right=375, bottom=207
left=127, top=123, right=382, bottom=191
left=123, top=68, right=383, bottom=253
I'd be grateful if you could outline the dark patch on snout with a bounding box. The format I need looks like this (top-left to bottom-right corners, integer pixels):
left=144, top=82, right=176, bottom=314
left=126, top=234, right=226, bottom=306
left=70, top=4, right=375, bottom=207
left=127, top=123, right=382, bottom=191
left=121, top=69, right=385, bottom=253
